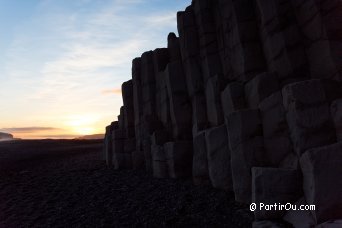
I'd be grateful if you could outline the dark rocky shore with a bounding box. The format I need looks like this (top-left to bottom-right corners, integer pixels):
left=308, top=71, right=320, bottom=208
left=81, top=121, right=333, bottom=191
left=0, top=140, right=259, bottom=227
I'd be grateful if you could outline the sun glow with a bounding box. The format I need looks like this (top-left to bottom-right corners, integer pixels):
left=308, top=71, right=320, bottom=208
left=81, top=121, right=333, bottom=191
left=76, top=127, right=95, bottom=135
left=65, top=115, right=99, bottom=136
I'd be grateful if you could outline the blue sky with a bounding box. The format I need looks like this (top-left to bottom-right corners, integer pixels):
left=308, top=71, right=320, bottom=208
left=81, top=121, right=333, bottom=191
left=0, top=0, right=191, bottom=138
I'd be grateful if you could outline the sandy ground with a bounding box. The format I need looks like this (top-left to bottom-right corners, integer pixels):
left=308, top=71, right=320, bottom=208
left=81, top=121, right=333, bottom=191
left=0, top=140, right=255, bottom=227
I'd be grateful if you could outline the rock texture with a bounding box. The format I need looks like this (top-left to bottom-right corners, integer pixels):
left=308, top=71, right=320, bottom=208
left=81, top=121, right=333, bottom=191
left=104, top=0, right=342, bottom=226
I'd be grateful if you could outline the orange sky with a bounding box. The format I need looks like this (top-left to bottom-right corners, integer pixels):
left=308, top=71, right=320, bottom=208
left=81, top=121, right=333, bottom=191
left=1, top=114, right=115, bottom=139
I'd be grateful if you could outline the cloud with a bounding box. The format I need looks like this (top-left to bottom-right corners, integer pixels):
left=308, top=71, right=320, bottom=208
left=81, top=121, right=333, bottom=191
left=37, top=134, right=81, bottom=139
left=27, top=0, right=152, bottom=104
left=143, top=12, right=176, bottom=27
left=101, top=88, right=122, bottom=95
left=0, top=127, right=60, bottom=133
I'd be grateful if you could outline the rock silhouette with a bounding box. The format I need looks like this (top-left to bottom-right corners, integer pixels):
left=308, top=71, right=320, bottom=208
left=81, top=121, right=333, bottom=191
left=104, top=0, right=342, bottom=226
left=0, top=132, right=14, bottom=141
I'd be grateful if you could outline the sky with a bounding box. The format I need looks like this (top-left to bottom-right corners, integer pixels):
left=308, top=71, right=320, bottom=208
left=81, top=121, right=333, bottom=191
left=0, top=0, right=191, bottom=139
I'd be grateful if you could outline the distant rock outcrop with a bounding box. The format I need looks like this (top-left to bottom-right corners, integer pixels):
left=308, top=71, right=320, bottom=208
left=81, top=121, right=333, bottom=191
left=0, top=132, right=14, bottom=141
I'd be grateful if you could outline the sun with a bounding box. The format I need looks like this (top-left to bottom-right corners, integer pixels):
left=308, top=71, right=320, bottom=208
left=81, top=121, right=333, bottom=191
left=76, top=127, right=94, bottom=135
left=65, top=115, right=98, bottom=136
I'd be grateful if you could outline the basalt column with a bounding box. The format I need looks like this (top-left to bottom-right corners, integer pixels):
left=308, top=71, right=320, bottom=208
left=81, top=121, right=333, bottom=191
left=103, top=0, right=342, bottom=226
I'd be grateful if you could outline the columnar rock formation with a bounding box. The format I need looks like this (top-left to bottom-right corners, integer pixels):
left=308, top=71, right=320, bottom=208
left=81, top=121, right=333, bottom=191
left=104, top=0, right=342, bottom=226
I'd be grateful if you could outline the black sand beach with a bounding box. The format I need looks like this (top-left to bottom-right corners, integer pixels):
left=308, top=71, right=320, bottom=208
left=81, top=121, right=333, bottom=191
left=0, top=140, right=254, bottom=227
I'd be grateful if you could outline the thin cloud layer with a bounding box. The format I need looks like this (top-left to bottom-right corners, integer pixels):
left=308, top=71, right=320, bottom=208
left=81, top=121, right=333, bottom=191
left=0, top=127, right=60, bottom=133
left=37, top=134, right=81, bottom=139
left=101, top=88, right=122, bottom=95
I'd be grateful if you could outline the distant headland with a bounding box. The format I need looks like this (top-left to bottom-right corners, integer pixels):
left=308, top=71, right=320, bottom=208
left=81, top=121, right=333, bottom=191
left=0, top=132, right=15, bottom=141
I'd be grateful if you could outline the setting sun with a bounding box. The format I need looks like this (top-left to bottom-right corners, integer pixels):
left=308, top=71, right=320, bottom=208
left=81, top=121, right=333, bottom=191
left=76, top=127, right=94, bottom=135
left=65, top=115, right=100, bottom=136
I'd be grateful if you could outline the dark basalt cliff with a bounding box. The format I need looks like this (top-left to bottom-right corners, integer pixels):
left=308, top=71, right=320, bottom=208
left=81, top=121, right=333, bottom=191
left=104, top=0, right=342, bottom=226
